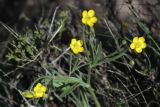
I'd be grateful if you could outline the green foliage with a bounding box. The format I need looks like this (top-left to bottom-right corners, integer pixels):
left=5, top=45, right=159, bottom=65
left=1, top=5, right=160, bottom=107
left=6, top=29, right=46, bottom=62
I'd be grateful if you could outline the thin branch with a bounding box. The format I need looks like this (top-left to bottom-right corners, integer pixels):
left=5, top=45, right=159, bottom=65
left=48, top=25, right=62, bottom=43
left=0, top=21, right=19, bottom=38
left=51, top=47, right=70, bottom=64
left=104, top=19, right=120, bottom=49
left=49, top=6, right=59, bottom=33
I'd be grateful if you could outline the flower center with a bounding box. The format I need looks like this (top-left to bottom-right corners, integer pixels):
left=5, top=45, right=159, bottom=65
left=135, top=41, right=142, bottom=48
left=73, top=43, right=80, bottom=49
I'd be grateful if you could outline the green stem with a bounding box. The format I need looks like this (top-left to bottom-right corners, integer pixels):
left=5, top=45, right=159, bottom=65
left=87, top=65, right=92, bottom=84
left=82, top=26, right=89, bottom=57
left=87, top=86, right=101, bottom=107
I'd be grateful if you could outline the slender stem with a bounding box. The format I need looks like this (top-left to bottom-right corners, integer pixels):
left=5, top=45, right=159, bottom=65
left=51, top=47, right=70, bottom=64
left=87, top=65, right=92, bottom=85
left=49, top=6, right=59, bottom=33
left=83, top=25, right=92, bottom=85
left=87, top=86, right=101, bottom=107
left=82, top=26, right=88, bottom=55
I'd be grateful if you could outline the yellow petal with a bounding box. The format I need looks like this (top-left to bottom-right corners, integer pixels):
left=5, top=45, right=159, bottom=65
left=133, top=37, right=138, bottom=43
left=136, top=48, right=142, bottom=53
left=87, top=21, right=94, bottom=27
left=82, top=10, right=88, bottom=18
left=88, top=9, right=95, bottom=17
left=34, top=83, right=42, bottom=92
left=141, top=42, right=147, bottom=49
left=70, top=44, right=74, bottom=49
left=130, top=43, right=135, bottom=49
left=139, top=37, right=145, bottom=42
left=34, top=92, right=44, bottom=98
left=36, top=83, right=42, bottom=87
left=77, top=40, right=83, bottom=46
left=71, top=38, right=77, bottom=45
left=78, top=47, right=84, bottom=52
left=82, top=18, right=87, bottom=24
left=34, top=83, right=47, bottom=92
left=72, top=49, right=79, bottom=54
left=41, top=86, right=47, bottom=92
left=22, top=91, right=34, bottom=98
left=90, top=17, right=97, bottom=23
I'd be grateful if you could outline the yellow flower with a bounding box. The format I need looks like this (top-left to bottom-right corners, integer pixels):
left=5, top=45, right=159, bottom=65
left=70, top=38, right=84, bottom=54
left=130, top=36, right=147, bottom=53
left=33, top=83, right=47, bottom=98
left=22, top=83, right=47, bottom=99
left=81, top=9, right=97, bottom=27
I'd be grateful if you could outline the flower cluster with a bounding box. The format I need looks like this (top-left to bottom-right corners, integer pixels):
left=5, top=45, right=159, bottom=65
left=22, top=83, right=47, bottom=98
left=81, top=9, right=97, bottom=27
left=130, top=36, right=147, bottom=53
left=69, top=9, right=98, bottom=55
left=70, top=38, right=84, bottom=54
left=71, top=10, right=149, bottom=55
